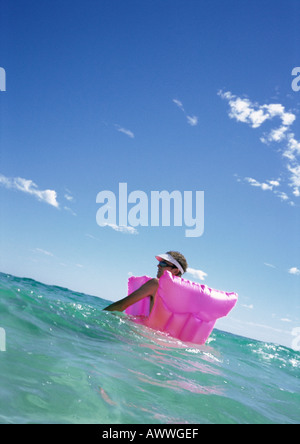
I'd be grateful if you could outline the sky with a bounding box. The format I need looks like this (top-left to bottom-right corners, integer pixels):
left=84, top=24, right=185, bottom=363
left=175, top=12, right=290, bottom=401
left=0, top=0, right=299, bottom=349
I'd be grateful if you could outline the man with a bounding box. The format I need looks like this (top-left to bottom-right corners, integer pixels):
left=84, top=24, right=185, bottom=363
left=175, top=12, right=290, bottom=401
left=103, top=251, right=188, bottom=313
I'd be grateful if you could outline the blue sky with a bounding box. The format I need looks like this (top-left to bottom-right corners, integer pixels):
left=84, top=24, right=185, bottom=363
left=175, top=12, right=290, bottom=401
left=0, top=0, right=299, bottom=348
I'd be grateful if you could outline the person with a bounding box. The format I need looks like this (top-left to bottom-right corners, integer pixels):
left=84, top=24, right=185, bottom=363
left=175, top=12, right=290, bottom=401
left=103, top=251, right=188, bottom=313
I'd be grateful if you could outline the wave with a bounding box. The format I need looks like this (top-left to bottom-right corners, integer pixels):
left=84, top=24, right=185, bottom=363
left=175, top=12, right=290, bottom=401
left=0, top=272, right=299, bottom=424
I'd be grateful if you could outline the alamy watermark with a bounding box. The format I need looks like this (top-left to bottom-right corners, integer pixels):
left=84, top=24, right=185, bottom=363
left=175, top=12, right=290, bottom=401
left=0, top=327, right=6, bottom=352
left=291, top=67, right=300, bottom=92
left=96, top=183, right=204, bottom=237
left=0, top=67, right=6, bottom=91
left=291, top=327, right=300, bottom=351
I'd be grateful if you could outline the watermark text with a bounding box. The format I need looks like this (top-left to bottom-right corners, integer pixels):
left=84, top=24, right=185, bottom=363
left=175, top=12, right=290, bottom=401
left=96, top=183, right=204, bottom=237
left=102, top=427, right=199, bottom=441
left=291, top=327, right=300, bottom=351
left=291, top=67, right=300, bottom=92
left=0, top=67, right=6, bottom=91
left=0, top=327, right=6, bottom=352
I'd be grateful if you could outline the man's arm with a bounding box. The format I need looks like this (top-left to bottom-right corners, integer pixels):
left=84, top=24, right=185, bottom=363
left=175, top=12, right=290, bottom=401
left=103, top=278, right=159, bottom=312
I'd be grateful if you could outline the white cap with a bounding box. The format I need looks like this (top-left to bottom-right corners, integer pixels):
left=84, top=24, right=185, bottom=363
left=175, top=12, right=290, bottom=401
left=155, top=253, right=184, bottom=275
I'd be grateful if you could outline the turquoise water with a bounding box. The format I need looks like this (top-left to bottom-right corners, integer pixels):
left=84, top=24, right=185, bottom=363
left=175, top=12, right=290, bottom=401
left=0, top=272, right=299, bottom=424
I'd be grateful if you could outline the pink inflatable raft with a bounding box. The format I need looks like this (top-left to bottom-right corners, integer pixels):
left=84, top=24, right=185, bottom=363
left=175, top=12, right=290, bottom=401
left=125, top=271, right=238, bottom=345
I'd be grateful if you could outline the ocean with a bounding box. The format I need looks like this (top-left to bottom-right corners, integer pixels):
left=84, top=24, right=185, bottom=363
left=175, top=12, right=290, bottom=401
left=0, top=272, right=299, bottom=424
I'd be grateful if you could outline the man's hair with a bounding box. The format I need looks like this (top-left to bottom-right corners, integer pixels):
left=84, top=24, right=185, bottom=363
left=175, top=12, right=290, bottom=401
left=167, top=251, right=188, bottom=276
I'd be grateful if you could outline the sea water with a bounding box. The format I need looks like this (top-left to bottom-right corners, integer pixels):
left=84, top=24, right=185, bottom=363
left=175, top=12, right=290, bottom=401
left=0, top=272, right=299, bottom=424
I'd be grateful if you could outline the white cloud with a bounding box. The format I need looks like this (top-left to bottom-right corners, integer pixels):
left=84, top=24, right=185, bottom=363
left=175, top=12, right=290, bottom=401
left=242, top=304, right=254, bottom=310
left=288, top=267, right=300, bottom=276
left=244, top=177, right=281, bottom=193
left=268, top=180, right=280, bottom=187
left=64, top=192, right=74, bottom=202
left=0, top=174, right=59, bottom=208
left=186, top=267, right=207, bottom=281
left=219, top=90, right=300, bottom=202
left=219, top=91, right=296, bottom=130
left=274, top=190, right=289, bottom=202
left=218, top=91, right=269, bottom=128
left=264, top=263, right=300, bottom=276
left=187, top=115, right=198, bottom=126
left=173, top=98, right=198, bottom=126
left=283, top=133, right=300, bottom=161
left=115, top=125, right=135, bottom=138
left=287, top=164, right=300, bottom=189
left=103, top=223, right=138, bottom=235
left=262, top=125, right=289, bottom=143
left=293, top=187, right=300, bottom=197
left=240, top=176, right=292, bottom=203
left=245, top=177, right=273, bottom=191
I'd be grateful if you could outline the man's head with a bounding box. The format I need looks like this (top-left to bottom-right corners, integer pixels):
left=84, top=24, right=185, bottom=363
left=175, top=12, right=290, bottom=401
left=156, top=251, right=188, bottom=278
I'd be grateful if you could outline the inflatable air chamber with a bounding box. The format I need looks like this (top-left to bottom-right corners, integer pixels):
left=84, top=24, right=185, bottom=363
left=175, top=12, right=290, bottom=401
left=125, top=271, right=238, bottom=345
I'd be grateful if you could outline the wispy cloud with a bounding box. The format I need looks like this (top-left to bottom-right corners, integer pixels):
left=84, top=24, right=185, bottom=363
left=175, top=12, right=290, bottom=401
left=186, top=267, right=207, bottom=281
left=173, top=99, right=198, bottom=126
left=232, top=318, right=290, bottom=334
left=242, top=304, right=254, bottom=310
left=244, top=177, right=280, bottom=192
left=264, top=262, right=276, bottom=269
left=35, top=248, right=54, bottom=257
left=115, top=124, right=135, bottom=138
left=0, top=174, right=59, bottom=208
left=173, top=99, right=185, bottom=111
left=240, top=176, right=290, bottom=203
left=264, top=263, right=300, bottom=276
left=64, top=189, right=74, bottom=202
left=85, top=233, right=101, bottom=241
left=63, top=189, right=76, bottom=215
left=103, top=223, right=138, bottom=235
left=64, top=206, right=77, bottom=216
left=186, top=115, right=198, bottom=127
left=219, top=90, right=300, bottom=203
left=235, top=173, right=291, bottom=202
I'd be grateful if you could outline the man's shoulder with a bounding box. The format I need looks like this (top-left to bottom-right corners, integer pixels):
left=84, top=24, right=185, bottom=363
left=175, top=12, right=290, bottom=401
left=144, top=278, right=159, bottom=287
